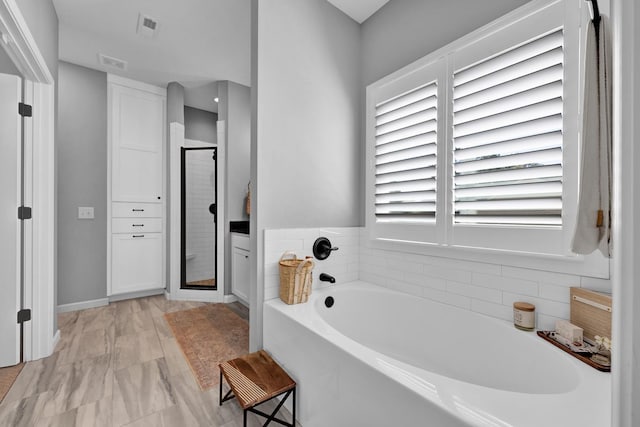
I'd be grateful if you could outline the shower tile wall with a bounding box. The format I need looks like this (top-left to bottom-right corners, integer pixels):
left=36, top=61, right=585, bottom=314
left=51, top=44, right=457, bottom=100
left=263, top=227, right=360, bottom=301
left=262, top=227, right=612, bottom=331
left=357, top=229, right=613, bottom=331
left=186, top=150, right=216, bottom=283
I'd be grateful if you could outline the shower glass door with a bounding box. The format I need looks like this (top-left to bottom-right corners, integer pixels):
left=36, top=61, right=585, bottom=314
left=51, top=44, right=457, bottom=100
left=181, top=147, right=217, bottom=290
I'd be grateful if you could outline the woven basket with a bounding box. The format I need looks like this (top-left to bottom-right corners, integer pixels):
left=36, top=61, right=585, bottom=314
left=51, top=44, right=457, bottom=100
left=279, top=252, right=314, bottom=305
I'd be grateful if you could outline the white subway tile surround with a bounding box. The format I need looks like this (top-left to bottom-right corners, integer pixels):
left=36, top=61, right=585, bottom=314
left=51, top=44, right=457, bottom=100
left=263, top=227, right=612, bottom=331
left=263, top=228, right=360, bottom=302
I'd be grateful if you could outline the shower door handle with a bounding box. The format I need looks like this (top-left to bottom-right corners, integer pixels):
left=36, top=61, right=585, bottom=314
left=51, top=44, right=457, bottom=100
left=209, top=203, right=216, bottom=216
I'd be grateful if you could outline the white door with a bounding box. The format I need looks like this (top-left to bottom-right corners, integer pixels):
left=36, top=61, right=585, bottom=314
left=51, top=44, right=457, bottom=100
left=0, top=73, right=22, bottom=367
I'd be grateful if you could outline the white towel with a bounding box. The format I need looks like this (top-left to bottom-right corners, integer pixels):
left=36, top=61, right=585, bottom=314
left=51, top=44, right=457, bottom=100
left=571, top=19, right=612, bottom=257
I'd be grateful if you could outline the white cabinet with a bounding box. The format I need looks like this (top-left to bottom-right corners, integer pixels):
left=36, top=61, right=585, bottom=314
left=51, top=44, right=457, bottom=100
left=111, top=234, right=163, bottom=294
left=110, top=83, right=164, bottom=203
left=231, top=233, right=250, bottom=304
left=108, top=76, right=166, bottom=297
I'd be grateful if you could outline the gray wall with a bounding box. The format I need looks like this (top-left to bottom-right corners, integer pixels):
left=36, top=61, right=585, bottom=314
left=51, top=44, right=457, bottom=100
left=254, top=0, right=361, bottom=229
left=219, top=81, right=251, bottom=222
left=362, top=0, right=529, bottom=86
left=167, top=82, right=185, bottom=125
left=218, top=80, right=251, bottom=295
left=184, top=106, right=217, bottom=144
left=0, top=47, right=20, bottom=75
left=251, top=0, right=361, bottom=349
left=57, top=61, right=108, bottom=305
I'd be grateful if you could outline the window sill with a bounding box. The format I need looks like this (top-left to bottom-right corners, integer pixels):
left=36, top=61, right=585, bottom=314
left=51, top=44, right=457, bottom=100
left=365, top=236, right=610, bottom=279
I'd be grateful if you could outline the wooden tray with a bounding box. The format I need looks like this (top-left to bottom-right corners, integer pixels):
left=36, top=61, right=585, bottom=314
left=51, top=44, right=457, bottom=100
left=537, top=331, right=610, bottom=372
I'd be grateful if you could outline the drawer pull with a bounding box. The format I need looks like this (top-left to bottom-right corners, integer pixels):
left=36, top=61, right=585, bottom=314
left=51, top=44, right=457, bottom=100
left=132, top=235, right=145, bottom=238
left=132, top=224, right=144, bottom=227
left=132, top=209, right=145, bottom=212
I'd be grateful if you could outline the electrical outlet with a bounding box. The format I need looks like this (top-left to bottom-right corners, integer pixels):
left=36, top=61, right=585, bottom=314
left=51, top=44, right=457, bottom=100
left=78, top=207, right=94, bottom=219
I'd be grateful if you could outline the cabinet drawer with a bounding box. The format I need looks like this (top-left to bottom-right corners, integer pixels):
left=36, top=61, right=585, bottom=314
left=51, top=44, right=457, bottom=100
left=112, top=202, right=162, bottom=218
left=112, top=218, right=162, bottom=233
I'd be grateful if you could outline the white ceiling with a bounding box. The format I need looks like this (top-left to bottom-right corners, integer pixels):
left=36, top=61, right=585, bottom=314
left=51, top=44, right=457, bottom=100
left=327, top=0, right=390, bottom=23
left=52, top=0, right=388, bottom=113
left=53, top=0, right=252, bottom=113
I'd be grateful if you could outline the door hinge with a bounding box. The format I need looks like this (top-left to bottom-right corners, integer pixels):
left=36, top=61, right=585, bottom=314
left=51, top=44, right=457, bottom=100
left=17, top=309, right=31, bottom=324
left=18, top=206, right=32, bottom=220
left=18, top=102, right=32, bottom=117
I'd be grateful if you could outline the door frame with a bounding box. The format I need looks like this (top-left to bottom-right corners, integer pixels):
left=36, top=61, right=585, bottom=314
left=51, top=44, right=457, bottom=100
left=168, top=132, right=225, bottom=303
left=0, top=0, right=57, bottom=360
left=180, top=145, right=218, bottom=291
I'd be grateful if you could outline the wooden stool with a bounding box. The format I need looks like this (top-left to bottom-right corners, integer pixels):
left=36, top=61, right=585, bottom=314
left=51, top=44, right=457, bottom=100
left=219, top=350, right=296, bottom=427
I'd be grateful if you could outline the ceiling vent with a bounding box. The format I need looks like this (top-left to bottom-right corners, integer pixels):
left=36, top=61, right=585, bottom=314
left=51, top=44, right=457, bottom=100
left=98, top=53, right=128, bottom=71
left=137, top=13, right=159, bottom=38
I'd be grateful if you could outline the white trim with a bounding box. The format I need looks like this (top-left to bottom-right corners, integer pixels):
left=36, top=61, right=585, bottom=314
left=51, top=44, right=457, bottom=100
left=0, top=0, right=54, bottom=84
left=184, top=138, right=214, bottom=148
left=0, top=0, right=57, bottom=361
left=612, top=0, right=639, bottom=424
left=106, top=74, right=166, bottom=96
left=22, top=80, right=34, bottom=362
left=50, top=329, right=59, bottom=352
left=168, top=122, right=184, bottom=294
left=216, top=122, right=226, bottom=302
left=57, top=298, right=109, bottom=313
left=166, top=288, right=221, bottom=303
left=108, top=288, right=165, bottom=302
left=168, top=126, right=225, bottom=303
left=30, top=81, right=56, bottom=359
left=224, top=294, right=239, bottom=304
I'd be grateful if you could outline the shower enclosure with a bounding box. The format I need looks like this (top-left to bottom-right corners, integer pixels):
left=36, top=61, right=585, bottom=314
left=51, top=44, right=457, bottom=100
left=181, top=146, right=217, bottom=290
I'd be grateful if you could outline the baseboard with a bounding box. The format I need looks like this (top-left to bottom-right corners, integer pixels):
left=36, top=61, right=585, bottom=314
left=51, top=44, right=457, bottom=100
left=168, top=288, right=220, bottom=302
left=223, top=294, right=239, bottom=304
left=57, top=298, right=109, bottom=313
left=108, top=288, right=165, bottom=302
left=51, top=329, right=60, bottom=353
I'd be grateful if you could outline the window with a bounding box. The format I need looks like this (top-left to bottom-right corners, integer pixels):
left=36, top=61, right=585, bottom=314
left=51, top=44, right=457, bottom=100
left=452, top=29, right=564, bottom=227
left=366, top=0, right=580, bottom=256
left=375, top=81, right=438, bottom=223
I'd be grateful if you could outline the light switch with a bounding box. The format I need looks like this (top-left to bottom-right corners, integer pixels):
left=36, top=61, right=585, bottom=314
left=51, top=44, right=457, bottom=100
left=78, top=207, right=94, bottom=219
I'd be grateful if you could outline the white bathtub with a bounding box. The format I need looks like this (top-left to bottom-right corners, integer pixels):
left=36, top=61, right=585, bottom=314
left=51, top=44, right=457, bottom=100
left=263, top=281, right=611, bottom=427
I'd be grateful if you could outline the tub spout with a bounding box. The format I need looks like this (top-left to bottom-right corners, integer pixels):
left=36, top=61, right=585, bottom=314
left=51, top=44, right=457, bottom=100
left=319, top=273, right=336, bottom=284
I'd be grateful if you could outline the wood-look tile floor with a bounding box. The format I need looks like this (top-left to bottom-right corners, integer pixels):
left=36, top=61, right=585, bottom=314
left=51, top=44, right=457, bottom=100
left=0, top=296, right=295, bottom=427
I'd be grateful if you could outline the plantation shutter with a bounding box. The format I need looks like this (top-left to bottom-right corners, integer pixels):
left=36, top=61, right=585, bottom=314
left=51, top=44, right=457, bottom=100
left=375, top=82, right=438, bottom=223
left=452, top=29, right=564, bottom=226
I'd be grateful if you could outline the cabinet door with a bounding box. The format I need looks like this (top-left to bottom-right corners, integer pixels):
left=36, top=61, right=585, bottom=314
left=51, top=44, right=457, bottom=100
left=232, top=247, right=250, bottom=303
left=111, top=233, right=163, bottom=294
left=111, top=85, right=165, bottom=203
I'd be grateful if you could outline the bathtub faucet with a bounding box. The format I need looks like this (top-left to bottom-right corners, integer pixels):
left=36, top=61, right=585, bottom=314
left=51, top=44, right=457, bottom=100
left=319, top=273, right=336, bottom=284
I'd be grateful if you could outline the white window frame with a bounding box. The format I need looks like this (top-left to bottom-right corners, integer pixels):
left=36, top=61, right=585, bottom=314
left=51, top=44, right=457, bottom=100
left=365, top=0, right=610, bottom=278
left=367, top=59, right=447, bottom=244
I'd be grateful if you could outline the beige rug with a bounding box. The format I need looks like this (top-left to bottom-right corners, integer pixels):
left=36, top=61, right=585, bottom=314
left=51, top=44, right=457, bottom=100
left=165, top=304, right=249, bottom=390
left=0, top=363, right=24, bottom=403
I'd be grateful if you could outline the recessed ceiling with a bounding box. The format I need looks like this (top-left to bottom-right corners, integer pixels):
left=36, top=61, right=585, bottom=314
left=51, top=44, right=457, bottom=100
left=327, top=0, right=390, bottom=23
left=52, top=0, right=251, bottom=113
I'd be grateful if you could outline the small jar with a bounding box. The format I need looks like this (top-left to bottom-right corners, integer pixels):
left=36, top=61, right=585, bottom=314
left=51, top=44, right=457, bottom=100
left=513, top=302, right=535, bottom=331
